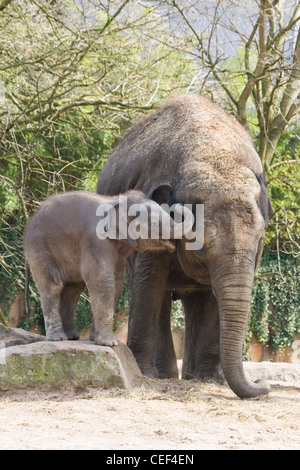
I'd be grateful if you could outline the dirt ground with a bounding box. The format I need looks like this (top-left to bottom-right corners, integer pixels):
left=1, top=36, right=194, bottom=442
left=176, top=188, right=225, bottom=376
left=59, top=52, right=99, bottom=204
left=0, top=363, right=299, bottom=451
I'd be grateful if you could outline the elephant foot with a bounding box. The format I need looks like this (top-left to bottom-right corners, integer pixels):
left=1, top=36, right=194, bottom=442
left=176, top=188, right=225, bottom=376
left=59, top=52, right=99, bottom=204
left=158, top=371, right=179, bottom=379
left=138, top=364, right=159, bottom=379
left=130, top=358, right=158, bottom=378
left=182, top=366, right=226, bottom=384
left=46, top=330, right=68, bottom=341
left=156, top=362, right=179, bottom=379
left=187, top=374, right=226, bottom=385
left=94, top=333, right=118, bottom=347
left=143, top=370, right=158, bottom=379
left=67, top=331, right=79, bottom=340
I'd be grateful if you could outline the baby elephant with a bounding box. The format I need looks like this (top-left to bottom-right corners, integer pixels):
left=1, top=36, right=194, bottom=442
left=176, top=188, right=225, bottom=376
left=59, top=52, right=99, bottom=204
left=24, top=187, right=180, bottom=346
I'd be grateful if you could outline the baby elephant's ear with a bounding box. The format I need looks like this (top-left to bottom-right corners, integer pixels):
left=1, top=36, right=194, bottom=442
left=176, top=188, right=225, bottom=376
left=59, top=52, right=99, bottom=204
left=148, top=183, right=173, bottom=205
left=107, top=199, right=138, bottom=248
left=96, top=201, right=119, bottom=237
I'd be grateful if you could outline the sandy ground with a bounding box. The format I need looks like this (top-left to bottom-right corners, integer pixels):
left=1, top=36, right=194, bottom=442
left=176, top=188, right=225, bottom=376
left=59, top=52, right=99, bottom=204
left=0, top=368, right=299, bottom=450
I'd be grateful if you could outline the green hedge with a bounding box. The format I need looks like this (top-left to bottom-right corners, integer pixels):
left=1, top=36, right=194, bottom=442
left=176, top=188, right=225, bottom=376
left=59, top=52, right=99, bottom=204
left=250, top=250, right=300, bottom=349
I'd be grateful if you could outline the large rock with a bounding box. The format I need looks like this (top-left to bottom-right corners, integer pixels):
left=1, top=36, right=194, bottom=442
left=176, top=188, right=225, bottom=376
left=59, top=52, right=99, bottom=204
left=0, top=324, right=45, bottom=347
left=0, top=340, right=144, bottom=391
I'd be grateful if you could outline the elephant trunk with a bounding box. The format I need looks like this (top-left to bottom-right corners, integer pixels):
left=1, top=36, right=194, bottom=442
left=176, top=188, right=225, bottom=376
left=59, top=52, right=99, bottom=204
left=210, top=253, right=270, bottom=399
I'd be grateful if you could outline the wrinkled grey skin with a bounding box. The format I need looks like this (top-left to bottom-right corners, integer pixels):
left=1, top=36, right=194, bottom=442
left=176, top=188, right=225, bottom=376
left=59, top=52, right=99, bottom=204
left=24, top=189, right=178, bottom=346
left=97, top=95, right=273, bottom=399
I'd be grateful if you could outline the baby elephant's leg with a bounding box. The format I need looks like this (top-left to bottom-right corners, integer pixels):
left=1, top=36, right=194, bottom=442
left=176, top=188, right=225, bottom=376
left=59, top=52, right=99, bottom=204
left=60, top=283, right=85, bottom=340
left=29, top=261, right=66, bottom=340
left=87, top=278, right=118, bottom=347
left=40, top=282, right=66, bottom=341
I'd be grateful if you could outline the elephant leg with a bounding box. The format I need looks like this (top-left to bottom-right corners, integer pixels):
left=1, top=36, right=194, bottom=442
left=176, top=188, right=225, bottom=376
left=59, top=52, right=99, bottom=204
left=30, top=264, right=65, bottom=341
left=40, top=283, right=66, bottom=341
left=127, top=251, right=173, bottom=378
left=181, top=290, right=225, bottom=383
left=89, top=270, right=125, bottom=342
left=114, top=271, right=125, bottom=308
left=87, top=277, right=118, bottom=347
left=60, top=282, right=85, bottom=340
left=156, top=291, right=178, bottom=379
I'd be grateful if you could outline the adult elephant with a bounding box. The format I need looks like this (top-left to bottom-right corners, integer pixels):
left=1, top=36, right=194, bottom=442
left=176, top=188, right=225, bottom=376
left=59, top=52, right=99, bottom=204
left=97, top=95, right=273, bottom=399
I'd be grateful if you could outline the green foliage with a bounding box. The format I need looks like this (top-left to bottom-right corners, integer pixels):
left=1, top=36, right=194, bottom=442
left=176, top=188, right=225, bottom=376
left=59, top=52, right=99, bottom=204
left=116, top=281, right=131, bottom=315
left=250, top=250, right=300, bottom=349
left=265, top=122, right=300, bottom=254
left=0, top=221, right=46, bottom=331
left=0, top=224, right=25, bottom=308
left=75, top=291, right=93, bottom=335
left=113, top=281, right=132, bottom=333
left=250, top=281, right=269, bottom=344
left=171, top=300, right=185, bottom=330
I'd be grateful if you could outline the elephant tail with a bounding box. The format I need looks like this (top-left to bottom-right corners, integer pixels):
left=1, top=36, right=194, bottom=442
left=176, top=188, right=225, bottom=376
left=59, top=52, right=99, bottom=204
left=24, top=260, right=31, bottom=318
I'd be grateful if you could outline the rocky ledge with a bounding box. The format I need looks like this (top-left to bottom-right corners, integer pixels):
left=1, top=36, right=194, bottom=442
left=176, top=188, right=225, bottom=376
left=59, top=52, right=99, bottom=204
left=0, top=325, right=144, bottom=391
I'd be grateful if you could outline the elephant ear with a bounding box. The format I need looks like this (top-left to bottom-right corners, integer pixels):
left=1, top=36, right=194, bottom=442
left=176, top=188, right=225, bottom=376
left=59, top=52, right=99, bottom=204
left=148, top=183, right=173, bottom=205
left=107, top=200, right=138, bottom=248
left=97, top=201, right=118, bottom=237
left=256, top=173, right=274, bottom=227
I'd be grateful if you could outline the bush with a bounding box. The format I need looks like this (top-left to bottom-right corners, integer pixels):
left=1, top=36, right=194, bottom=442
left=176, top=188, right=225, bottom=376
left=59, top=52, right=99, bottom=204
left=250, top=250, right=300, bottom=349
